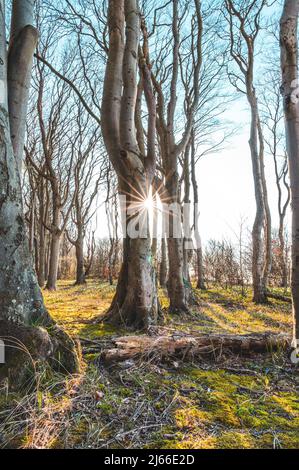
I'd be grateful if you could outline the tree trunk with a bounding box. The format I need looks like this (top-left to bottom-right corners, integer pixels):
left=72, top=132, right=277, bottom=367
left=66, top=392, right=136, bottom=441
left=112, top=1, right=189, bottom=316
left=182, top=141, right=197, bottom=305
left=28, top=193, right=35, bottom=254
left=151, top=192, right=158, bottom=270
left=104, top=235, right=159, bottom=329
left=190, top=129, right=206, bottom=290
left=196, top=247, right=206, bottom=290
left=279, top=220, right=288, bottom=288
left=0, top=1, right=79, bottom=384
left=37, top=177, right=48, bottom=287
left=167, top=236, right=189, bottom=313
left=0, top=122, right=47, bottom=327
left=259, top=118, right=272, bottom=294
left=280, top=0, right=299, bottom=344
left=166, top=172, right=189, bottom=313
left=75, top=232, right=86, bottom=285
left=108, top=245, right=114, bottom=285
left=46, top=232, right=61, bottom=291
left=7, top=0, right=37, bottom=171
left=38, top=219, right=46, bottom=288
left=45, top=232, right=50, bottom=282
left=103, top=184, right=160, bottom=329
left=101, top=0, right=159, bottom=329
left=159, top=236, right=167, bottom=288
left=248, top=93, right=268, bottom=304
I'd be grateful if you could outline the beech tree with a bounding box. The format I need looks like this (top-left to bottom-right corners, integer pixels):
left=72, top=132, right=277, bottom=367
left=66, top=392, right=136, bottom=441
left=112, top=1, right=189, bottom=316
left=261, top=70, right=290, bottom=288
left=224, top=0, right=272, bottom=304
left=105, top=169, right=120, bottom=286
left=24, top=147, right=50, bottom=287
left=66, top=111, right=103, bottom=285
left=101, top=0, right=159, bottom=328
left=26, top=73, right=78, bottom=291
left=280, top=0, right=299, bottom=344
left=190, top=129, right=206, bottom=290
left=151, top=0, right=202, bottom=312
left=0, top=0, right=79, bottom=386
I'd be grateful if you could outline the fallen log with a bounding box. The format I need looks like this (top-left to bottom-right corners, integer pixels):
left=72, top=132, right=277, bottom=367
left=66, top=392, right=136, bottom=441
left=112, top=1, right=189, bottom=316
left=99, top=332, right=290, bottom=363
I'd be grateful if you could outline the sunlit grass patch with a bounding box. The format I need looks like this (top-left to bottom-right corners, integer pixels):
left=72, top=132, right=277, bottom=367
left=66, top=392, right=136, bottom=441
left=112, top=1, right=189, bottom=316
left=43, top=280, right=117, bottom=338
left=193, top=285, right=293, bottom=335
left=1, top=280, right=296, bottom=449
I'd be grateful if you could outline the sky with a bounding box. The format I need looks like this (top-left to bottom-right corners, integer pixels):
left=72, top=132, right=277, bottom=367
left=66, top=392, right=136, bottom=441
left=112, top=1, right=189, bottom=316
left=95, top=94, right=290, bottom=247
left=95, top=111, right=290, bottom=247
left=197, top=101, right=290, bottom=245
left=94, top=0, right=290, bottom=248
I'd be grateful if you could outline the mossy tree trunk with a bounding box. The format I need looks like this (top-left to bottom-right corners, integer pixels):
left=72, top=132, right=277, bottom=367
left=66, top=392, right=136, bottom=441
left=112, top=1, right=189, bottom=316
left=0, top=0, right=79, bottom=386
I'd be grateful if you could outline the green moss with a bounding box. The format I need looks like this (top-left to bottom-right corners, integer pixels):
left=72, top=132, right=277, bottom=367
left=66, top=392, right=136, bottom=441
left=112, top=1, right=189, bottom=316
left=2, top=280, right=295, bottom=450
left=79, top=322, right=118, bottom=340
left=215, top=431, right=255, bottom=449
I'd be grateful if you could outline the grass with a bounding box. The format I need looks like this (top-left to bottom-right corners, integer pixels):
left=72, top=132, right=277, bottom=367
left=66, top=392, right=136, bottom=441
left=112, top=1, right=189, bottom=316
left=0, top=280, right=298, bottom=449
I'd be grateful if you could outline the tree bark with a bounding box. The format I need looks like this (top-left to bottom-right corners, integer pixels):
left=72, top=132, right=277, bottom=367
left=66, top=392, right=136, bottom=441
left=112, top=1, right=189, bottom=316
left=280, top=0, right=299, bottom=344
left=167, top=235, right=189, bottom=313
left=259, top=118, right=272, bottom=295
left=37, top=179, right=46, bottom=287
left=75, top=234, right=86, bottom=285
left=279, top=219, right=288, bottom=288
left=190, top=130, right=206, bottom=290
left=249, top=93, right=268, bottom=304
left=182, top=140, right=197, bottom=305
left=101, top=0, right=159, bottom=329
left=46, top=231, right=61, bottom=291
left=103, top=180, right=160, bottom=329
left=159, top=235, right=167, bottom=288
left=165, top=171, right=190, bottom=313
left=8, top=0, right=37, bottom=171
left=0, top=1, right=79, bottom=384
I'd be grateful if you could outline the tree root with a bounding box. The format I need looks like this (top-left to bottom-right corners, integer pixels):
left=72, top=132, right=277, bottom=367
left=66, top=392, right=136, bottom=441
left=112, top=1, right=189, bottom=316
left=98, top=298, right=164, bottom=330
left=0, top=319, right=80, bottom=389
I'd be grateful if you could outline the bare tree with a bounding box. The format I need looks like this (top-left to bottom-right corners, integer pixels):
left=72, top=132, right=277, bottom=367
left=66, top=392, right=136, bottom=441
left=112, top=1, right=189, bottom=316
left=280, top=0, right=299, bottom=345
left=0, top=0, right=79, bottom=386
left=150, top=0, right=202, bottom=312
left=101, top=0, right=159, bottom=328
left=261, top=69, right=290, bottom=288
left=66, top=111, right=104, bottom=285
left=32, top=64, right=78, bottom=291
left=224, top=0, right=272, bottom=303
left=105, top=170, right=120, bottom=286
left=190, top=129, right=206, bottom=290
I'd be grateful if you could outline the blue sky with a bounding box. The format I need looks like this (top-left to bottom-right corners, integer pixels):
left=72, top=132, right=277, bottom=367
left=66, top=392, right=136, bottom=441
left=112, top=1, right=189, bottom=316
left=93, top=0, right=289, bottom=246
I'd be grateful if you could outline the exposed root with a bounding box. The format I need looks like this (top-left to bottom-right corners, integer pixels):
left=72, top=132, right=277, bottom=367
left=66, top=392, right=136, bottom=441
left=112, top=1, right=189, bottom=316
left=0, top=319, right=80, bottom=389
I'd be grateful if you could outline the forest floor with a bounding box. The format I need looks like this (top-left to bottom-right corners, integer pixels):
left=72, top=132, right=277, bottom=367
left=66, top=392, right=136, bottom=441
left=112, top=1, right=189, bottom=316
left=0, top=280, right=298, bottom=449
